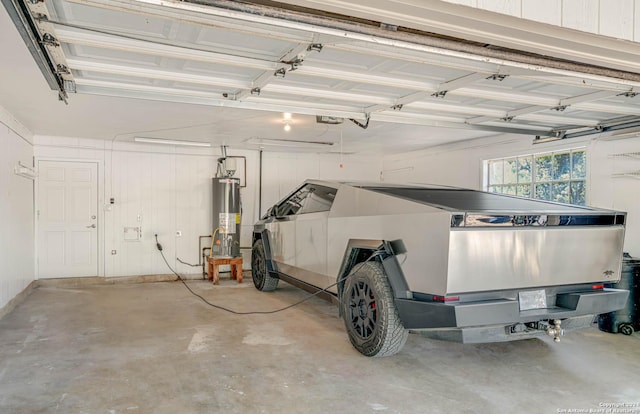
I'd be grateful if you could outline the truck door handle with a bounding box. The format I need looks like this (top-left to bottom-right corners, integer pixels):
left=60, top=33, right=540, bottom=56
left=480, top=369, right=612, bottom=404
left=86, top=224, right=96, bottom=228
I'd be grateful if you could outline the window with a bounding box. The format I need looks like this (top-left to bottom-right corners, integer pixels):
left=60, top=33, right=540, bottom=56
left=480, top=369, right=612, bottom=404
left=299, top=185, right=336, bottom=214
left=486, top=149, right=586, bottom=205
left=275, top=184, right=336, bottom=216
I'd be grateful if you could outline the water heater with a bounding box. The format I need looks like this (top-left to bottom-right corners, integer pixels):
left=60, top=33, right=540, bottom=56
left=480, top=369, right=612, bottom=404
left=211, top=177, right=241, bottom=257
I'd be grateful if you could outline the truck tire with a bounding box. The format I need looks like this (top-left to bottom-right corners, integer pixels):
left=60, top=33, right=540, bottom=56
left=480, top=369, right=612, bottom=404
left=251, top=239, right=278, bottom=292
left=619, top=323, right=634, bottom=336
left=341, top=261, right=408, bottom=357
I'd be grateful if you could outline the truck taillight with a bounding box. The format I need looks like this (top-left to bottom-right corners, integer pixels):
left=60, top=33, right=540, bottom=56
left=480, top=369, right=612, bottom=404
left=592, top=284, right=605, bottom=290
left=433, top=295, right=460, bottom=302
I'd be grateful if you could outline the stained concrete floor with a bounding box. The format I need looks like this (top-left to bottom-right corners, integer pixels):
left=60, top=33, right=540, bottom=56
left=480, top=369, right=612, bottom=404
left=1, top=278, right=639, bottom=414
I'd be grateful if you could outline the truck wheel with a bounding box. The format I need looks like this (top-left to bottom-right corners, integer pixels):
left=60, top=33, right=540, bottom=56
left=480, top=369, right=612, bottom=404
left=251, top=239, right=278, bottom=291
left=341, top=261, right=408, bottom=357
left=619, top=323, right=634, bottom=336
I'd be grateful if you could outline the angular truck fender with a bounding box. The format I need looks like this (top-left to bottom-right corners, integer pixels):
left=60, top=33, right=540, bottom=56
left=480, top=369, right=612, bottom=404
left=336, top=238, right=412, bottom=316
left=252, top=229, right=278, bottom=274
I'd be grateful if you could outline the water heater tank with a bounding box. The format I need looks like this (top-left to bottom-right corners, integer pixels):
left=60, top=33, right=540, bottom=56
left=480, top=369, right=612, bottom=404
left=212, top=177, right=241, bottom=257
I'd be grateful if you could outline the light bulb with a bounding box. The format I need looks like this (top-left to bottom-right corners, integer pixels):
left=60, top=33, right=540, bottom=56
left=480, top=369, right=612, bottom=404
left=284, top=123, right=291, bottom=132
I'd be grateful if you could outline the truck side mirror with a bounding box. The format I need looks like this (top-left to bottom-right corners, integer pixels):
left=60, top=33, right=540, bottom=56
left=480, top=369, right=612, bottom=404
left=266, top=206, right=276, bottom=218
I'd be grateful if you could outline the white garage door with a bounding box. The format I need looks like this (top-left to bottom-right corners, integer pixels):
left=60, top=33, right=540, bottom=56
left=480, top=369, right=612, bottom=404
left=8, top=0, right=640, bottom=142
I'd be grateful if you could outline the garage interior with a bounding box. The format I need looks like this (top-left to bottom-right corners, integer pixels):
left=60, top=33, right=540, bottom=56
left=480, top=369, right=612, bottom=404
left=1, top=0, right=640, bottom=412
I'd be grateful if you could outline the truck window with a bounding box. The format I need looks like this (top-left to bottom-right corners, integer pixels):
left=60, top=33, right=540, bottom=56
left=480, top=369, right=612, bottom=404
left=299, top=184, right=336, bottom=214
left=275, top=184, right=337, bottom=216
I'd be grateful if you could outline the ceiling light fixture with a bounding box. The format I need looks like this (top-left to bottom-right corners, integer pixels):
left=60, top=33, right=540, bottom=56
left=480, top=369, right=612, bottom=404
left=283, top=112, right=292, bottom=132
left=133, top=137, right=211, bottom=147
left=245, top=138, right=334, bottom=149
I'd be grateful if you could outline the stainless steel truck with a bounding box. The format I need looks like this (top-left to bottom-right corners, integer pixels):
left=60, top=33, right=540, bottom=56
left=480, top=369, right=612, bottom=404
left=251, top=180, right=629, bottom=357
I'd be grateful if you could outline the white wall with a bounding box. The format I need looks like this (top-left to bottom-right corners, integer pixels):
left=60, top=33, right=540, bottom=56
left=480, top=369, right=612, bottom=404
left=34, top=136, right=383, bottom=277
left=444, top=0, right=640, bottom=41
left=384, top=134, right=640, bottom=256
left=261, top=152, right=384, bottom=211
left=0, top=109, right=35, bottom=310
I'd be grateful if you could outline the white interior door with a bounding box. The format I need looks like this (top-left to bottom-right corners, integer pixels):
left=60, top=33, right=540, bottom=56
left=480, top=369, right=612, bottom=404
left=37, top=161, right=98, bottom=278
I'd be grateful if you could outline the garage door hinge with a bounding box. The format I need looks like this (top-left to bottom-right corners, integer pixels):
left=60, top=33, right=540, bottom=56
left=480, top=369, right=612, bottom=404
left=41, top=33, right=59, bottom=47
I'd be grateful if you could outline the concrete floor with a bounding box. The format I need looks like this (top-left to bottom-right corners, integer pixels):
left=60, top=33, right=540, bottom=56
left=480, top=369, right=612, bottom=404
left=1, top=278, right=640, bottom=414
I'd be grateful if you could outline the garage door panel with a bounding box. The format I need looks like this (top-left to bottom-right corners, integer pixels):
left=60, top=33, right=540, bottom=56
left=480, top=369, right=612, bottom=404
left=15, top=0, right=640, bottom=139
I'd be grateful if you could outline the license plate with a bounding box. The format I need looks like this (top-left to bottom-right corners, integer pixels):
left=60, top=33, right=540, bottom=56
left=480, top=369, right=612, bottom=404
left=519, top=289, right=547, bottom=311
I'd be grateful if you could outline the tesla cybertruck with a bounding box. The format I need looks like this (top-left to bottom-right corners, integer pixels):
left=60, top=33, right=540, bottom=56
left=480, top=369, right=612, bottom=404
left=251, top=180, right=628, bottom=357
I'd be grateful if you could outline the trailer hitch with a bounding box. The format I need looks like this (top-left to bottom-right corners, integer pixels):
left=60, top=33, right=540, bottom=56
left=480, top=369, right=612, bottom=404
left=540, top=319, right=564, bottom=342
left=517, top=319, right=564, bottom=342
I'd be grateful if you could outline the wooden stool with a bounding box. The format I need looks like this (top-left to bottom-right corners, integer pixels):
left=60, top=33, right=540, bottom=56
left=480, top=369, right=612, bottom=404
left=206, top=256, right=243, bottom=285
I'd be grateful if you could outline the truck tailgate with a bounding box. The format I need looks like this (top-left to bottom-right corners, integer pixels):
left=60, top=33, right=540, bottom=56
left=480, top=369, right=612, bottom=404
left=446, top=226, right=625, bottom=295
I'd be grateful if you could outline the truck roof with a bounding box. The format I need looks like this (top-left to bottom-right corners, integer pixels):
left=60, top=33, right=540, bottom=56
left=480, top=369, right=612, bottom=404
left=303, top=179, right=623, bottom=215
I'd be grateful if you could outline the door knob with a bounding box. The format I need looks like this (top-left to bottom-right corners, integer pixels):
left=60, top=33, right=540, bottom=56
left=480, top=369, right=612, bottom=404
left=86, top=224, right=96, bottom=228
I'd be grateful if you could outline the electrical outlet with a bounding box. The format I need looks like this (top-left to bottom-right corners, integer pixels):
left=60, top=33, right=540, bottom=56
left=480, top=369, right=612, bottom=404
left=176, top=230, right=182, bottom=237
left=111, top=250, right=117, bottom=255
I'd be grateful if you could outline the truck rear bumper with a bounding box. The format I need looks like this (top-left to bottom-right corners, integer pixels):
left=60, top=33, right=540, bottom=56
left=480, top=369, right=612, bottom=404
left=395, top=288, right=629, bottom=330
left=411, top=314, right=596, bottom=343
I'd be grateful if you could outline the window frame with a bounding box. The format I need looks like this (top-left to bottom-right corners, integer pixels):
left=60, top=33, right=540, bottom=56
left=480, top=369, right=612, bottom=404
left=484, top=148, right=587, bottom=206
left=274, top=183, right=337, bottom=217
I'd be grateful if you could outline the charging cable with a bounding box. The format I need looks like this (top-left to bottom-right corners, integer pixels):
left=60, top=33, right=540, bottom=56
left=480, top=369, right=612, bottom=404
left=154, top=234, right=380, bottom=315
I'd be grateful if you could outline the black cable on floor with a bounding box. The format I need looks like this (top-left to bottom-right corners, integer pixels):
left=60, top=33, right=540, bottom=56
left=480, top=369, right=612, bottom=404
left=177, top=258, right=200, bottom=267
left=155, top=234, right=380, bottom=315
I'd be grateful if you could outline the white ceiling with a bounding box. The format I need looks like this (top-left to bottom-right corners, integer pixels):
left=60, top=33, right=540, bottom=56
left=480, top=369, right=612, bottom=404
left=2, top=0, right=640, bottom=154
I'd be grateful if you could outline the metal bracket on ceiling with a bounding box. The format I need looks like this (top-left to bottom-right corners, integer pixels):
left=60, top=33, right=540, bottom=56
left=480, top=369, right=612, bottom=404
left=56, top=64, right=70, bottom=75
left=551, top=105, right=568, bottom=112
left=391, top=104, right=403, bottom=111
left=617, top=91, right=639, bottom=98
left=281, top=57, right=304, bottom=71
left=533, top=130, right=566, bottom=144
left=307, top=43, right=323, bottom=52
left=349, top=114, right=370, bottom=129
left=250, top=87, right=261, bottom=96
left=64, top=79, right=76, bottom=93
left=501, top=116, right=514, bottom=122
left=41, top=32, right=59, bottom=47
left=57, top=89, right=68, bottom=103
left=274, top=57, right=304, bottom=78
left=380, top=22, right=398, bottom=32
left=432, top=90, right=447, bottom=98
left=487, top=74, right=508, bottom=81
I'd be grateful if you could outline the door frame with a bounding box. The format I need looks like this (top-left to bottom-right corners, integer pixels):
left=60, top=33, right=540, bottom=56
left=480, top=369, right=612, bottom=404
left=35, top=157, right=105, bottom=279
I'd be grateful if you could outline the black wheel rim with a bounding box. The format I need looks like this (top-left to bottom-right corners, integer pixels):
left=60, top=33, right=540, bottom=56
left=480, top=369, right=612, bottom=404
left=347, top=279, right=377, bottom=340
left=252, top=246, right=265, bottom=286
